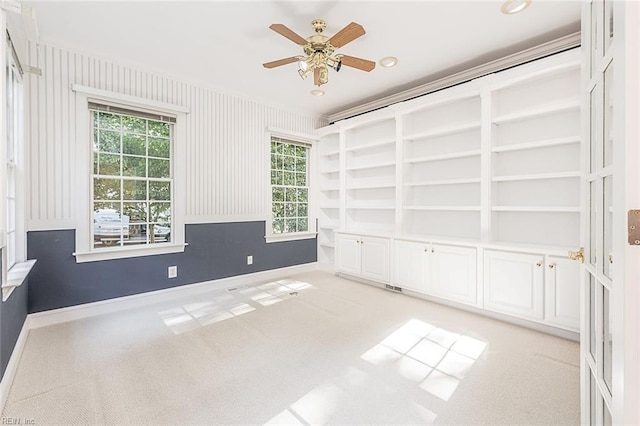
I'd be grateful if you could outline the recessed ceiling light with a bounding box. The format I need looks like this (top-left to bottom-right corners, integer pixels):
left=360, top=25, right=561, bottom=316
left=501, top=0, right=531, bottom=14
left=310, top=89, right=325, bottom=97
left=379, top=56, right=398, bottom=68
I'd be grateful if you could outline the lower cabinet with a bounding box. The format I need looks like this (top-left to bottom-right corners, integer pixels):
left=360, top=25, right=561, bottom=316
left=484, top=250, right=580, bottom=331
left=484, top=250, right=545, bottom=320
left=336, top=233, right=390, bottom=283
left=545, top=255, right=580, bottom=331
left=394, top=240, right=477, bottom=306
left=338, top=234, right=579, bottom=334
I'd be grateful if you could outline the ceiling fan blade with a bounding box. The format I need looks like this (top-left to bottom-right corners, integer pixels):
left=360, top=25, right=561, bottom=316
left=314, top=67, right=321, bottom=86
left=263, top=57, right=300, bottom=69
left=269, top=24, right=308, bottom=46
left=340, top=55, right=376, bottom=72
left=328, top=22, right=365, bottom=48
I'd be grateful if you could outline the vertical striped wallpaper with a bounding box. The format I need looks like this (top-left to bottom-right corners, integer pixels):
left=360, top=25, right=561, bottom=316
left=26, top=41, right=326, bottom=229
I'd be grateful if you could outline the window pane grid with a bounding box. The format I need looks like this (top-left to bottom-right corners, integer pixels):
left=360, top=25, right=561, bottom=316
left=92, top=110, right=173, bottom=249
left=270, top=139, right=309, bottom=235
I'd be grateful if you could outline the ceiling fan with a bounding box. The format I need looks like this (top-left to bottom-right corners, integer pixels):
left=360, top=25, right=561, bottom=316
left=263, top=19, right=376, bottom=87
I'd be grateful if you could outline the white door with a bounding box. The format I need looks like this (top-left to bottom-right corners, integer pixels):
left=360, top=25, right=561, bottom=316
left=360, top=236, right=390, bottom=283
left=545, top=255, right=580, bottom=331
left=582, top=1, right=616, bottom=424
left=429, top=244, right=477, bottom=306
left=336, top=234, right=361, bottom=276
left=394, top=240, right=428, bottom=293
left=483, top=250, right=544, bottom=320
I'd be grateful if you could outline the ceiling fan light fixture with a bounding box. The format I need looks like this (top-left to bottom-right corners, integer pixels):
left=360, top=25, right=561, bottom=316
left=298, top=60, right=308, bottom=72
left=501, top=0, right=531, bottom=14
left=310, top=89, right=325, bottom=97
left=379, top=56, right=398, bottom=68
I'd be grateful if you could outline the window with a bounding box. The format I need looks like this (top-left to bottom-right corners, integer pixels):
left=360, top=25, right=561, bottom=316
left=5, top=35, right=22, bottom=270
left=270, top=137, right=310, bottom=236
left=90, top=104, right=174, bottom=250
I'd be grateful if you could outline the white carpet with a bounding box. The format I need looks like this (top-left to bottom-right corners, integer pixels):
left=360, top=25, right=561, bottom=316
left=3, top=271, right=579, bottom=425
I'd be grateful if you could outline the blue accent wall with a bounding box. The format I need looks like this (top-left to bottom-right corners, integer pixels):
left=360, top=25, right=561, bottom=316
left=0, top=254, right=30, bottom=381
left=26, top=221, right=316, bottom=313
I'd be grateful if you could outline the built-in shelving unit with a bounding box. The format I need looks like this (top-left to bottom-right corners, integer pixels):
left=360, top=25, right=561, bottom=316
left=316, top=49, right=582, bottom=337
left=490, top=59, right=581, bottom=249
left=317, top=131, right=341, bottom=265
left=344, top=117, right=397, bottom=235
left=402, top=93, right=482, bottom=241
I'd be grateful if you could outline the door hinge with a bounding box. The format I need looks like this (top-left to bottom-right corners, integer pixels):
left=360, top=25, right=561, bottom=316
left=628, top=210, right=640, bottom=245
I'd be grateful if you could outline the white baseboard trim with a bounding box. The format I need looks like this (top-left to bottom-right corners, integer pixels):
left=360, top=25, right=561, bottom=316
left=316, top=262, right=335, bottom=273
left=29, top=262, right=317, bottom=329
left=0, top=317, right=30, bottom=410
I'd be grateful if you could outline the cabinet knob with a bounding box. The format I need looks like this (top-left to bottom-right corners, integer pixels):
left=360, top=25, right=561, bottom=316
left=548, top=264, right=555, bottom=269
left=536, top=262, right=542, bottom=267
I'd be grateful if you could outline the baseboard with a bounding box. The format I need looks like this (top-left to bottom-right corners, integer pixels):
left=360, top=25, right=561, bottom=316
left=316, top=262, right=335, bottom=273
left=0, top=317, right=30, bottom=410
left=337, top=272, right=580, bottom=342
left=28, top=262, right=317, bottom=329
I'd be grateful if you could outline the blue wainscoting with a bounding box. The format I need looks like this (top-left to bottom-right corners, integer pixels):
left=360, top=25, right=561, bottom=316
left=0, top=255, right=30, bottom=381
left=26, top=221, right=317, bottom=313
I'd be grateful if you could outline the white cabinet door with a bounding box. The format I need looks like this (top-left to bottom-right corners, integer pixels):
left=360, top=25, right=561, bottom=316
left=361, top=236, right=390, bottom=283
left=430, top=244, right=477, bottom=306
left=336, top=234, right=361, bottom=276
left=394, top=240, right=429, bottom=293
left=484, top=250, right=544, bottom=320
left=545, top=255, right=580, bottom=331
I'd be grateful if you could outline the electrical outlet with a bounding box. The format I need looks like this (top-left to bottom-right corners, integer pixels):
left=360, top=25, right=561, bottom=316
left=168, top=265, right=178, bottom=278
left=247, top=255, right=253, bottom=265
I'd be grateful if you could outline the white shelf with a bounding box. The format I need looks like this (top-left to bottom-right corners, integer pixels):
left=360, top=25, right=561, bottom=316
left=404, top=206, right=481, bottom=211
left=319, top=240, right=335, bottom=248
left=320, top=204, right=340, bottom=210
left=492, top=206, right=581, bottom=213
left=319, top=188, right=339, bottom=192
left=319, top=150, right=340, bottom=157
left=346, top=161, right=396, bottom=171
left=346, top=138, right=395, bottom=153
left=492, top=136, right=580, bottom=153
left=493, top=97, right=580, bottom=124
left=320, top=168, right=340, bottom=175
left=319, top=223, right=339, bottom=230
left=347, top=205, right=395, bottom=210
left=404, top=149, right=481, bottom=164
left=405, top=178, right=481, bottom=187
left=404, top=121, right=481, bottom=141
left=347, top=183, right=396, bottom=190
left=492, top=171, right=580, bottom=182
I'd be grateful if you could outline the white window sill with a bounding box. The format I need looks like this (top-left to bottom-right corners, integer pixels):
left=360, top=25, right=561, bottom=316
left=73, top=243, right=188, bottom=263
left=3, top=259, right=37, bottom=302
left=265, top=232, right=318, bottom=244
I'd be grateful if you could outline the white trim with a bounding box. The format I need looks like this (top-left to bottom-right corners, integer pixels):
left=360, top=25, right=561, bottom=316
left=327, top=32, right=581, bottom=123
left=26, top=220, right=76, bottom=231
left=73, top=243, right=187, bottom=263
left=184, top=215, right=265, bottom=224
left=71, top=84, right=190, bottom=114
left=267, top=127, right=318, bottom=144
left=2, top=259, right=36, bottom=301
left=0, top=316, right=29, bottom=411
left=72, top=88, right=187, bottom=263
left=265, top=232, right=317, bottom=244
left=28, top=262, right=318, bottom=329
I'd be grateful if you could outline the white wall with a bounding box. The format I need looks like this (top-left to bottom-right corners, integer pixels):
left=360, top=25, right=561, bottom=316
left=25, top=41, right=326, bottom=230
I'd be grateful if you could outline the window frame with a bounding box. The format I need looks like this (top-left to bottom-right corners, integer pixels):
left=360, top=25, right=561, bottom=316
left=5, top=34, right=21, bottom=270
left=265, top=129, right=317, bottom=243
left=72, top=85, right=188, bottom=263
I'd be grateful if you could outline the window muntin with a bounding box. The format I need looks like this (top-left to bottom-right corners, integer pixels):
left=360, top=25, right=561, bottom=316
left=6, top=38, right=22, bottom=270
left=270, top=137, right=309, bottom=235
left=91, top=108, right=173, bottom=250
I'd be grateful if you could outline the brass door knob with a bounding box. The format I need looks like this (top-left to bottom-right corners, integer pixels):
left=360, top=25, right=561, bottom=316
left=568, top=247, right=585, bottom=263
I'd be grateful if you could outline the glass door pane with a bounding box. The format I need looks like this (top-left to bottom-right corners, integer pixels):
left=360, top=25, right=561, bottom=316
left=603, top=285, right=613, bottom=393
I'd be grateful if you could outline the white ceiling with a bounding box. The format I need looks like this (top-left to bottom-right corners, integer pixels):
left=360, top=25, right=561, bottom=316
left=27, top=1, right=581, bottom=118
